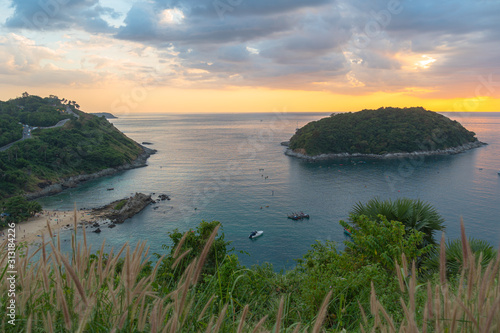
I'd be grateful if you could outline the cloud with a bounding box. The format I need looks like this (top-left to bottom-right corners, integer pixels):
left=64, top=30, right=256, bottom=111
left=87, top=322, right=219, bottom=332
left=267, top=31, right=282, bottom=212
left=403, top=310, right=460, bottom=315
left=4, top=0, right=119, bottom=33
left=2, top=0, right=500, bottom=99
left=0, top=33, right=60, bottom=74
left=0, top=33, right=104, bottom=87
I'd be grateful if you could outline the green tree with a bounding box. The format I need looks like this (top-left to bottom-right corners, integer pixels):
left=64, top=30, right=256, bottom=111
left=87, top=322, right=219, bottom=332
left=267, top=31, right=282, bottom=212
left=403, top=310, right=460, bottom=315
left=1, top=196, right=42, bottom=225
left=155, top=220, right=232, bottom=290
left=350, top=197, right=445, bottom=246
left=421, top=237, right=497, bottom=278
left=340, top=215, right=432, bottom=272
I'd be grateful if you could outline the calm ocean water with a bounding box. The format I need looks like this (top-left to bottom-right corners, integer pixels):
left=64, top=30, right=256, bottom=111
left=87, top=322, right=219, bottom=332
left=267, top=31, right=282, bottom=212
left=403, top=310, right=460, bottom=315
left=37, top=112, right=500, bottom=269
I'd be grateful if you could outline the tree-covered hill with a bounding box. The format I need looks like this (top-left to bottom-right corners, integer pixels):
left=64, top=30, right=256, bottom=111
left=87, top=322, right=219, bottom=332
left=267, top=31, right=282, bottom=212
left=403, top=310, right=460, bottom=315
left=0, top=94, right=144, bottom=200
left=0, top=93, right=75, bottom=146
left=288, top=107, right=480, bottom=156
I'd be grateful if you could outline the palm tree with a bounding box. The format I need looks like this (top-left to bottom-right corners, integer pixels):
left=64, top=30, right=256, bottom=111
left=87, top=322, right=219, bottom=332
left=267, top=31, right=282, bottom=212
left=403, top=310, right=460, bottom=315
left=350, top=197, right=445, bottom=245
left=421, top=238, right=496, bottom=278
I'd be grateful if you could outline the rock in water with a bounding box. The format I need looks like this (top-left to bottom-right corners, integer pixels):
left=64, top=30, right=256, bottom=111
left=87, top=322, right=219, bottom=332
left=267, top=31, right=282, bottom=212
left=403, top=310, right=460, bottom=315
left=110, top=193, right=154, bottom=223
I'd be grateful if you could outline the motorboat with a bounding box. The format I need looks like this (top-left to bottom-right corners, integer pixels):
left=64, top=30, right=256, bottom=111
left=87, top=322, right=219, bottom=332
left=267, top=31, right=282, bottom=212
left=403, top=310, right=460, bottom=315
left=287, top=212, right=310, bottom=220
left=249, top=230, right=264, bottom=239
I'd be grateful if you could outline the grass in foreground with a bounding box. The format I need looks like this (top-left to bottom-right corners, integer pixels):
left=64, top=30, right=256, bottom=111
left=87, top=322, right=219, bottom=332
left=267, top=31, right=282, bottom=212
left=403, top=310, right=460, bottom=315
left=1, top=210, right=499, bottom=332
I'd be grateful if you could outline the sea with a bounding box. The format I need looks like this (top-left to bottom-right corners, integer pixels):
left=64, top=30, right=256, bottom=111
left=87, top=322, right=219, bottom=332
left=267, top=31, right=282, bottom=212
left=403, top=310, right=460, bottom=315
left=37, top=112, right=500, bottom=269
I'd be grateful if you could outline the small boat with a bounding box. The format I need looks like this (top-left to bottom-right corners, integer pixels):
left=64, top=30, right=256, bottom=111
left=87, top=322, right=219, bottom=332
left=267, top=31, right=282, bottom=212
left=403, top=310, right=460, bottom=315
left=249, top=230, right=264, bottom=239
left=107, top=188, right=114, bottom=191
left=287, top=212, right=310, bottom=220
left=343, top=228, right=352, bottom=237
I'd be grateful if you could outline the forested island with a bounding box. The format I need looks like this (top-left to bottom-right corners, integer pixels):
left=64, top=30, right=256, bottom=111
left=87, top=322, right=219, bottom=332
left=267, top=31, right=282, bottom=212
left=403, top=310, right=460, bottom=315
left=0, top=93, right=154, bottom=221
left=91, top=112, right=118, bottom=119
left=287, top=107, right=484, bottom=159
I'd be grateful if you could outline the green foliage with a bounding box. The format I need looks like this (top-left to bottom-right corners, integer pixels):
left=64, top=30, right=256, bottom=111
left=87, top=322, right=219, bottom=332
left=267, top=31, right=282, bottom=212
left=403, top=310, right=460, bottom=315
left=0, top=114, right=22, bottom=146
left=350, top=197, right=445, bottom=245
left=289, top=107, right=478, bottom=156
left=113, top=199, right=127, bottom=211
left=0, top=95, right=143, bottom=200
left=1, top=195, right=42, bottom=226
left=340, top=215, right=432, bottom=272
left=0, top=94, right=72, bottom=145
left=155, top=220, right=233, bottom=290
left=1, top=216, right=497, bottom=332
left=421, top=237, right=497, bottom=278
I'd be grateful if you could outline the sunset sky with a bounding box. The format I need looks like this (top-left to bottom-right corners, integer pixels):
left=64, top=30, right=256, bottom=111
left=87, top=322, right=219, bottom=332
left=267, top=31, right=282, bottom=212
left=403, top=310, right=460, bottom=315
left=1, top=0, right=499, bottom=114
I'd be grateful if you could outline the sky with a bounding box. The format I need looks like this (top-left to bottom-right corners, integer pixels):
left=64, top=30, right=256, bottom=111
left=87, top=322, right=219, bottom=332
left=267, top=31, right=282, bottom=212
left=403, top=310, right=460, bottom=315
left=0, top=0, right=499, bottom=114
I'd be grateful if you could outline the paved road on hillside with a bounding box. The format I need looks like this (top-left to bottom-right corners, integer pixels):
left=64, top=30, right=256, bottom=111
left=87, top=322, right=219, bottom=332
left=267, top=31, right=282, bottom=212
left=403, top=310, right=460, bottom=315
left=0, top=106, right=78, bottom=152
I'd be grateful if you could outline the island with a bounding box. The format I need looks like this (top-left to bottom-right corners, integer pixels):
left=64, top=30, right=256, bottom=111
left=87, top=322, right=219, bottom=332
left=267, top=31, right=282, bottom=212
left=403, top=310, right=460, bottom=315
left=90, top=112, right=118, bottom=119
left=0, top=93, right=156, bottom=207
left=285, top=107, right=485, bottom=160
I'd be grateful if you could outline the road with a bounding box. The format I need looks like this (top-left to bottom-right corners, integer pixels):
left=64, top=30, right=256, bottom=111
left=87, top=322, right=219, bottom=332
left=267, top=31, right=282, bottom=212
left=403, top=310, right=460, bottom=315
left=0, top=106, right=78, bottom=152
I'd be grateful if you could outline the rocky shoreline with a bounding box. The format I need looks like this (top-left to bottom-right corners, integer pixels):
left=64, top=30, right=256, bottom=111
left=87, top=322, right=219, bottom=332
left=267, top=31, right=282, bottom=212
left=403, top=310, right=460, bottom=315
left=284, top=141, right=487, bottom=161
left=25, top=146, right=157, bottom=200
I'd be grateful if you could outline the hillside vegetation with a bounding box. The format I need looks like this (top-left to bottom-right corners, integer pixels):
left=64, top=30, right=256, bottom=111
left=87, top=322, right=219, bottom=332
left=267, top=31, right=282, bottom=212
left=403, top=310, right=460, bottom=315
left=0, top=94, right=73, bottom=146
left=1, top=201, right=498, bottom=332
left=0, top=94, right=143, bottom=200
left=289, top=107, right=479, bottom=156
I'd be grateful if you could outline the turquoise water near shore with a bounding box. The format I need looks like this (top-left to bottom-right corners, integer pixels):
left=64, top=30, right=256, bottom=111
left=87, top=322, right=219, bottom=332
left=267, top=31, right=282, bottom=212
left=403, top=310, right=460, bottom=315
left=37, top=112, right=500, bottom=269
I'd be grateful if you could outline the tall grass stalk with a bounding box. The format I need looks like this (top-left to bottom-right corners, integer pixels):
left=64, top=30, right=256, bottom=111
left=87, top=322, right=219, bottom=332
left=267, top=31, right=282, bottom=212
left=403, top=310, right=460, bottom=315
left=364, top=220, right=500, bottom=332
left=1, top=210, right=335, bottom=332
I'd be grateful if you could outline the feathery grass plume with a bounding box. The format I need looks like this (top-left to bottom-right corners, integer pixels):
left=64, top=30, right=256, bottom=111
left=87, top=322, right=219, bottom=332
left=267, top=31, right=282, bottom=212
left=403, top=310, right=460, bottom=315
left=409, top=261, right=416, bottom=314
left=460, top=218, right=469, bottom=268
left=198, top=294, right=216, bottom=321
left=312, top=290, right=332, bottom=333
left=172, top=248, right=192, bottom=269
left=291, top=323, right=302, bottom=333
left=251, top=315, right=268, bottom=333
left=365, top=221, right=500, bottom=332
left=173, top=231, right=189, bottom=258
left=237, top=304, right=249, bottom=333
left=43, top=311, right=54, bottom=333
left=204, top=315, right=215, bottom=333
left=59, top=252, right=88, bottom=306
left=193, top=224, right=220, bottom=283
left=275, top=296, right=285, bottom=333
left=46, top=218, right=53, bottom=239
left=26, top=314, right=32, bottom=333
left=81, top=211, right=87, bottom=250
left=214, top=303, right=228, bottom=332
left=426, top=282, right=433, bottom=320
left=440, top=232, right=446, bottom=284
left=56, top=280, right=72, bottom=330
left=395, top=259, right=405, bottom=292
left=401, top=253, right=408, bottom=276
left=483, top=296, right=500, bottom=333
left=358, top=300, right=368, bottom=326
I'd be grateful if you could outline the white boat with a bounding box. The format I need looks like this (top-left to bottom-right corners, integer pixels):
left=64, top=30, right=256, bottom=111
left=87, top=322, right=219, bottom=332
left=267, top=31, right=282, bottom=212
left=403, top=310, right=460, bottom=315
left=249, top=230, right=263, bottom=239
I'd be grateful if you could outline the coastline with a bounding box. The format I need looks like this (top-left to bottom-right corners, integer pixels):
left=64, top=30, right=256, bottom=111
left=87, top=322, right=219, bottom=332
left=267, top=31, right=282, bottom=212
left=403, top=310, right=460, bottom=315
left=284, top=141, right=487, bottom=161
left=25, top=146, right=156, bottom=200
left=1, top=209, right=94, bottom=246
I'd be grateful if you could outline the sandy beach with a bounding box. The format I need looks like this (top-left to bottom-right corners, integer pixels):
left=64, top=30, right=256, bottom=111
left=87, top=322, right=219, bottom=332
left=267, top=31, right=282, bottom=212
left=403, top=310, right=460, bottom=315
left=1, top=209, right=94, bottom=246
